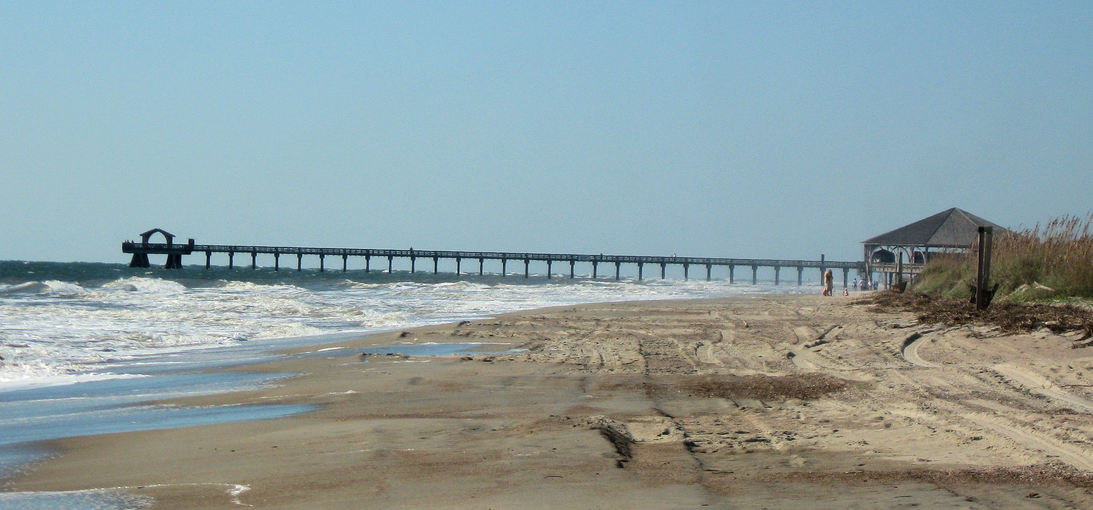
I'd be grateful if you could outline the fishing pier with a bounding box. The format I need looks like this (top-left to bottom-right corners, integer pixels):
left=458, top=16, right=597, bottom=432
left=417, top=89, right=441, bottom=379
left=123, top=229, right=863, bottom=286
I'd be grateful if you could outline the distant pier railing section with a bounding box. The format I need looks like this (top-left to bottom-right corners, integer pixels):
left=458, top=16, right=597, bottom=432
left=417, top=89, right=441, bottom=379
left=123, top=233, right=863, bottom=286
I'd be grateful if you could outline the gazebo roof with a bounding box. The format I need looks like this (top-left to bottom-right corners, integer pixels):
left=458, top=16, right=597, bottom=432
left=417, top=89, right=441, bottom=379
left=862, top=208, right=1005, bottom=248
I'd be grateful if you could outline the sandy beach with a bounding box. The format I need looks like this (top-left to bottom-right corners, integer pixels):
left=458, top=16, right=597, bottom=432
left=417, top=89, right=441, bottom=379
left=5, top=293, right=1093, bottom=508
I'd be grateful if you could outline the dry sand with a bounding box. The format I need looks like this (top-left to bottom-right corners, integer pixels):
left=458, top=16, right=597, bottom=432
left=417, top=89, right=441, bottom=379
left=6, top=294, right=1093, bottom=508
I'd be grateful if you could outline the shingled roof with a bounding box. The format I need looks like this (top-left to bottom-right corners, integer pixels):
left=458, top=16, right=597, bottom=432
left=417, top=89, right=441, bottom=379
left=863, top=208, right=1005, bottom=248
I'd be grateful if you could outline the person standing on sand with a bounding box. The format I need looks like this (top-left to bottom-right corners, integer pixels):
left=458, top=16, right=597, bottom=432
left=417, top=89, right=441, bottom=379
left=822, top=269, right=834, bottom=296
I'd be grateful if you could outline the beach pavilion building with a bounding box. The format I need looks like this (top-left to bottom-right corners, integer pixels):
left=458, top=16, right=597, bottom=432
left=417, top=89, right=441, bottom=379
left=862, top=208, right=1006, bottom=287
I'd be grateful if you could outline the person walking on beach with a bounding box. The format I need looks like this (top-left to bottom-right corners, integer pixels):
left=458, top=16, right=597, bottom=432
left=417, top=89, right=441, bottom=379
left=822, top=269, right=834, bottom=296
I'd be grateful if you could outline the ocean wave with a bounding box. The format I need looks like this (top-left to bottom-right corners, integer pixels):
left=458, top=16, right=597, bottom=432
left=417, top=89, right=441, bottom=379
left=0, top=282, right=47, bottom=295
left=102, top=277, right=186, bottom=294
left=41, top=280, right=88, bottom=297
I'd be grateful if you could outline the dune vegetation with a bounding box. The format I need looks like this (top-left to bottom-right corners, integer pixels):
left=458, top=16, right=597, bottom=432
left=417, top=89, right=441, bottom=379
left=912, top=214, right=1093, bottom=303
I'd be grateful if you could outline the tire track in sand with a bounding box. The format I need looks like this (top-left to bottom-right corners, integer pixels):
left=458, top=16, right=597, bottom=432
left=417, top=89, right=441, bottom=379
left=991, top=363, right=1093, bottom=414
left=900, top=330, right=940, bottom=368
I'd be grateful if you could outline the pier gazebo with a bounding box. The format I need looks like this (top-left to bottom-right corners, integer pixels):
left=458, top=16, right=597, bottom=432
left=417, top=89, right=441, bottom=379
left=862, top=208, right=1005, bottom=286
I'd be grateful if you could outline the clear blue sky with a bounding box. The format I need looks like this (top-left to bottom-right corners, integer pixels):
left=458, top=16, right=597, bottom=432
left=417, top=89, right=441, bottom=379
left=2, top=1, right=1090, bottom=263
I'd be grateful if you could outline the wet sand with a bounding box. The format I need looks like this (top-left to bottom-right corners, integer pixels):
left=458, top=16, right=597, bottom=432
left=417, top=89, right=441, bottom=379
left=5, top=294, right=1093, bottom=508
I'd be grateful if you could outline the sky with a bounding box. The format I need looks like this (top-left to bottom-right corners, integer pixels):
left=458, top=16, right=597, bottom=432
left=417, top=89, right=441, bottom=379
left=2, top=1, right=1091, bottom=264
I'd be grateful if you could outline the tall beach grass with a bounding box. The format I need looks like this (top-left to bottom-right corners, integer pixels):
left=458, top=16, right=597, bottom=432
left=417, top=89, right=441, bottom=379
left=913, top=214, right=1093, bottom=301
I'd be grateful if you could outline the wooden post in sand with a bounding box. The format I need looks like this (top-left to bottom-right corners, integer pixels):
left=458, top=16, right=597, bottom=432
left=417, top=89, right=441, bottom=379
left=896, top=252, right=903, bottom=286
left=975, top=226, right=994, bottom=311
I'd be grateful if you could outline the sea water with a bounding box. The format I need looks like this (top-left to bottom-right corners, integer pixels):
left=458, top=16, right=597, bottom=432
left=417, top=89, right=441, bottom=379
left=0, top=260, right=806, bottom=505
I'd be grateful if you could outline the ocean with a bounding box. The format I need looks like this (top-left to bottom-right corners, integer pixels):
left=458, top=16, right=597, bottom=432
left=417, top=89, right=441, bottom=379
left=0, top=260, right=805, bottom=506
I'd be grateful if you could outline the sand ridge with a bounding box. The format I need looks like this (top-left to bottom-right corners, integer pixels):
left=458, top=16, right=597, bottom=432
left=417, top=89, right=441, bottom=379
left=6, top=294, right=1093, bottom=508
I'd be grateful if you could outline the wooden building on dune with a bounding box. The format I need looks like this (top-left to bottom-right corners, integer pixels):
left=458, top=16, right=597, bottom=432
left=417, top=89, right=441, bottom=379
left=862, top=208, right=1006, bottom=287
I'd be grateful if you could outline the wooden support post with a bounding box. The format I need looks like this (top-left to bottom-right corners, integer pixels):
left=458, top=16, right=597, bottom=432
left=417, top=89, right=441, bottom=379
left=615, top=261, right=621, bottom=281
left=479, top=258, right=484, bottom=276
left=729, top=265, right=734, bottom=284
left=797, top=266, right=803, bottom=286
left=546, top=260, right=552, bottom=279
left=319, top=254, right=325, bottom=272
left=592, top=261, right=598, bottom=279
left=251, top=252, right=257, bottom=270
left=524, top=259, right=530, bottom=278
left=570, top=260, right=575, bottom=278
left=774, top=266, right=780, bottom=285
left=410, top=256, right=416, bottom=273
left=842, top=268, right=849, bottom=289
left=274, top=253, right=279, bottom=271
left=205, top=251, right=212, bottom=269
left=297, top=254, right=303, bottom=271
left=819, top=254, right=825, bottom=284
left=660, top=263, right=666, bottom=279
left=342, top=254, right=348, bottom=272
left=706, top=264, right=712, bottom=281
left=456, top=257, right=461, bottom=275
left=501, top=259, right=507, bottom=277
left=129, top=253, right=150, bottom=268
left=365, top=255, right=370, bottom=273
left=751, top=265, right=758, bottom=285
left=683, top=263, right=689, bottom=280
left=164, top=254, right=181, bottom=269
left=228, top=252, right=234, bottom=269
left=638, top=263, right=644, bottom=280
left=387, top=256, right=393, bottom=273
left=975, top=226, right=994, bottom=310
left=433, top=256, right=439, bottom=274
left=897, top=252, right=903, bottom=287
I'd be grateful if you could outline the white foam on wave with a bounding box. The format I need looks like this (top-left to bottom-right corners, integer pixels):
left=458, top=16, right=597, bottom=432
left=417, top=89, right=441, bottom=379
left=0, top=282, right=47, bottom=295
left=102, top=277, right=186, bottom=294
left=40, top=280, right=87, bottom=297
left=0, top=272, right=801, bottom=391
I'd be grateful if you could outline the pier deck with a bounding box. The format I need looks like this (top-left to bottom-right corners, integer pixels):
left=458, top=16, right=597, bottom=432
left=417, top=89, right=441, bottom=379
left=124, top=238, right=863, bottom=286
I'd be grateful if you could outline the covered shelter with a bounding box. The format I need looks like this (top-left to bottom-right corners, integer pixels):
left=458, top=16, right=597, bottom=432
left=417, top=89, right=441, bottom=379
left=862, top=208, right=1006, bottom=287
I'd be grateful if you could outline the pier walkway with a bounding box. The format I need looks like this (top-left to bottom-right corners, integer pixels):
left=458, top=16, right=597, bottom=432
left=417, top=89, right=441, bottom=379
left=123, top=231, right=863, bottom=286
